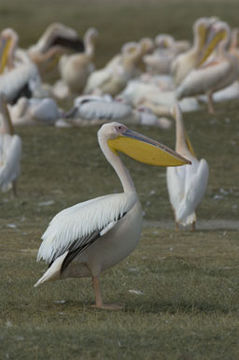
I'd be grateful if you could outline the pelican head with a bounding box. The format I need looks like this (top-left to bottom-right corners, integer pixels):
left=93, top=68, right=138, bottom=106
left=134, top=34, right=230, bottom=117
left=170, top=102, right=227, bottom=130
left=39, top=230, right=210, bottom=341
left=84, top=27, right=99, bottom=43
left=98, top=122, right=191, bottom=167
left=155, top=34, right=175, bottom=49
left=0, top=28, right=18, bottom=73
left=198, top=19, right=231, bottom=65
left=139, top=38, right=154, bottom=55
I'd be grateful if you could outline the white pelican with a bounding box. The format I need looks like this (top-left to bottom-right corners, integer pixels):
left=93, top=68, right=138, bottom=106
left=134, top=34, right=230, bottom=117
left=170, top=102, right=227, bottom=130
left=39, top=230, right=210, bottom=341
left=176, top=21, right=239, bottom=114
left=0, top=28, right=44, bottom=104
left=171, top=17, right=220, bottom=86
left=58, top=28, right=98, bottom=94
left=35, top=121, right=190, bottom=309
left=154, top=34, right=190, bottom=55
left=166, top=104, right=209, bottom=231
left=119, top=78, right=201, bottom=113
left=0, top=94, right=22, bottom=195
left=0, top=28, right=19, bottom=72
left=64, top=95, right=171, bottom=128
left=84, top=39, right=153, bottom=96
left=144, top=34, right=189, bottom=75
left=28, top=23, right=84, bottom=77
left=8, top=97, right=63, bottom=126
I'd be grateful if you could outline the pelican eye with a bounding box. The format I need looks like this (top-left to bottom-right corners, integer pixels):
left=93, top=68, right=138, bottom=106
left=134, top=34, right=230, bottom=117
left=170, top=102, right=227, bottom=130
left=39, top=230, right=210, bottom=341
left=116, top=125, right=125, bottom=133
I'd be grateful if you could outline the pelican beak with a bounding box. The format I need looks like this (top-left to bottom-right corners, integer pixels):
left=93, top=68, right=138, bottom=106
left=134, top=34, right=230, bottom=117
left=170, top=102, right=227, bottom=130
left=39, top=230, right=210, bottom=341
left=0, top=37, right=12, bottom=73
left=199, top=25, right=227, bottom=66
left=108, top=129, right=191, bottom=167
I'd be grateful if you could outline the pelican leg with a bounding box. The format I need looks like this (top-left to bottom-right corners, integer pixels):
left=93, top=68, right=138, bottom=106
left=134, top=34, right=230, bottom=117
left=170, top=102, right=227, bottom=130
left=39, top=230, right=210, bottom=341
left=175, top=221, right=180, bottom=231
left=207, top=92, right=215, bottom=114
left=91, top=276, right=123, bottom=310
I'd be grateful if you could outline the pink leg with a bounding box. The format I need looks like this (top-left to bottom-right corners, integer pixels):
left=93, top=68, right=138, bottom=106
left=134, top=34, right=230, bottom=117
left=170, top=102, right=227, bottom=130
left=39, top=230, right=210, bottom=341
left=91, top=276, right=123, bottom=310
left=207, top=92, right=215, bottom=114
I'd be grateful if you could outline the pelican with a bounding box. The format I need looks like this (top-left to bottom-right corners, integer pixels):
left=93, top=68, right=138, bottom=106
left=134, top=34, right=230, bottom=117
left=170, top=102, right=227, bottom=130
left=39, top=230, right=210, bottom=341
left=119, top=78, right=201, bottom=114
left=28, top=23, right=84, bottom=77
left=0, top=28, right=44, bottom=104
left=0, top=28, right=19, bottom=72
left=166, top=104, right=209, bottom=231
left=64, top=95, right=171, bottom=128
left=84, top=39, right=153, bottom=96
left=58, top=28, right=98, bottom=94
left=171, top=17, right=220, bottom=86
left=154, top=34, right=190, bottom=55
left=144, top=34, right=189, bottom=75
left=0, top=94, right=22, bottom=195
left=176, top=21, right=239, bottom=114
left=8, top=97, right=63, bottom=126
left=35, top=122, right=190, bottom=309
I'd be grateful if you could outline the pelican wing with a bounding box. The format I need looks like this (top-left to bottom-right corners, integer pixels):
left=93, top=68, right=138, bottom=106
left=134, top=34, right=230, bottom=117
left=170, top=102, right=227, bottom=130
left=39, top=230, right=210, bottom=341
left=37, top=192, right=137, bottom=266
left=0, top=134, right=22, bottom=191
left=166, top=165, right=186, bottom=210
left=176, top=159, right=209, bottom=221
left=0, top=63, right=39, bottom=103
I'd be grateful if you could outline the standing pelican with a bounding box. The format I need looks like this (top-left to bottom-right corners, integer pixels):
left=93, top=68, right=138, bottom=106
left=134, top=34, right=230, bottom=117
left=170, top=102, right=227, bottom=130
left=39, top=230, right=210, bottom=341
left=59, top=28, right=98, bottom=94
left=176, top=21, right=239, bottom=114
left=28, top=23, right=84, bottom=77
left=171, top=17, right=220, bottom=86
left=166, top=104, right=209, bottom=231
left=0, top=28, right=19, bottom=72
left=0, top=94, right=22, bottom=195
left=35, top=122, right=190, bottom=309
left=0, top=28, right=43, bottom=104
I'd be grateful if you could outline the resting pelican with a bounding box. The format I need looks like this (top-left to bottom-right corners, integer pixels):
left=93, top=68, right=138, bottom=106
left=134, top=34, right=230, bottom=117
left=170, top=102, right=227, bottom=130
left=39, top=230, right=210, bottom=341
left=166, top=104, right=209, bottom=231
left=84, top=39, right=153, bottom=96
left=144, top=34, right=189, bottom=75
left=176, top=21, right=239, bottom=114
left=171, top=17, right=220, bottom=86
left=8, top=97, right=63, bottom=126
left=65, top=95, right=171, bottom=128
left=59, top=28, right=98, bottom=94
left=35, top=122, right=190, bottom=309
left=0, top=94, right=22, bottom=195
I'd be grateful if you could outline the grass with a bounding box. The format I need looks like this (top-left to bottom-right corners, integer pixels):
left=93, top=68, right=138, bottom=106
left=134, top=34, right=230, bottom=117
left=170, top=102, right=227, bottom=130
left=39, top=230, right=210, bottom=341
left=0, top=0, right=239, bottom=359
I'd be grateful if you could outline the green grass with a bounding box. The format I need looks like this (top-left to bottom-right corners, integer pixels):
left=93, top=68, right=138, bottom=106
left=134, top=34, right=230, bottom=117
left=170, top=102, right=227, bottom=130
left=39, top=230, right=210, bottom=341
left=1, top=0, right=239, bottom=359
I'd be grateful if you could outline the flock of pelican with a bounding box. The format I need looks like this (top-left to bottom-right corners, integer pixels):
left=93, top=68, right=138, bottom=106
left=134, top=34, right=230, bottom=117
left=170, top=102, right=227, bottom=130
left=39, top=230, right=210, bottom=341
left=0, top=17, right=237, bottom=308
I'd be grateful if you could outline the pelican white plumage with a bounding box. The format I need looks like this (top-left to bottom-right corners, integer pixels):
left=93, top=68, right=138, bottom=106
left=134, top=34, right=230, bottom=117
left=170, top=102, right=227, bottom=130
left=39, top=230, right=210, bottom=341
left=171, top=17, right=220, bottom=86
left=0, top=28, right=43, bottom=104
left=84, top=39, right=153, bottom=96
left=35, top=121, right=190, bottom=309
left=8, top=97, right=63, bottom=126
left=144, top=34, right=189, bottom=75
left=0, top=94, right=22, bottom=195
left=176, top=21, right=239, bottom=114
left=58, top=27, right=98, bottom=94
left=166, top=104, right=209, bottom=231
left=64, top=95, right=171, bottom=128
